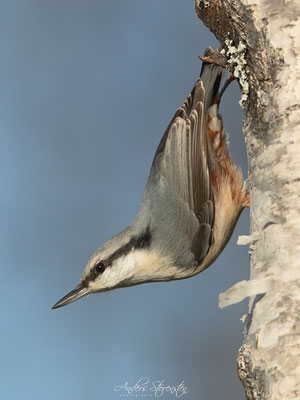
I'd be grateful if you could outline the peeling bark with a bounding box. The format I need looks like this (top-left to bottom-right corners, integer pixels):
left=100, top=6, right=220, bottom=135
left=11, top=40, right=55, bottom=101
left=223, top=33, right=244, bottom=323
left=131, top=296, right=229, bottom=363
left=195, top=1, right=300, bottom=399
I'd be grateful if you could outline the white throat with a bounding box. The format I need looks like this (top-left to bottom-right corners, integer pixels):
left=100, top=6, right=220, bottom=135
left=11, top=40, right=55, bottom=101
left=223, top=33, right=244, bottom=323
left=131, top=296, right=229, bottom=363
left=106, top=249, right=194, bottom=286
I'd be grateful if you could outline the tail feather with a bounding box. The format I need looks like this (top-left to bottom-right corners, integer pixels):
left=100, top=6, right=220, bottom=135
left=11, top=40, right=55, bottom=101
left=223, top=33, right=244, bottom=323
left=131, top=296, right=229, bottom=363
left=200, top=48, right=226, bottom=111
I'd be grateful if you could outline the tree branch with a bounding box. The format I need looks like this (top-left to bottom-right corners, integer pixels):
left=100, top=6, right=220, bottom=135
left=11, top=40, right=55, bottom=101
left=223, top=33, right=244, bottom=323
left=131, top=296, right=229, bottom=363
left=195, top=1, right=300, bottom=399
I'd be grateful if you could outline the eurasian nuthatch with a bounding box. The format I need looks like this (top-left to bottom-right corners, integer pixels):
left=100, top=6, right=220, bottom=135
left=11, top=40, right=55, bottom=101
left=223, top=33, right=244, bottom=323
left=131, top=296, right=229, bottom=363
left=53, top=48, right=249, bottom=309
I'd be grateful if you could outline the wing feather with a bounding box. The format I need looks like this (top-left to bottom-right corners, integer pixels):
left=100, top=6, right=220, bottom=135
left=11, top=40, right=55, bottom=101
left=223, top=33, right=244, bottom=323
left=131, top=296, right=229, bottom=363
left=148, top=79, right=214, bottom=265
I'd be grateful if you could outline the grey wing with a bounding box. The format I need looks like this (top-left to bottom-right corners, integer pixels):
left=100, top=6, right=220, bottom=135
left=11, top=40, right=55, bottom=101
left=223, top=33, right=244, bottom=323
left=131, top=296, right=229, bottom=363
left=135, top=79, right=214, bottom=268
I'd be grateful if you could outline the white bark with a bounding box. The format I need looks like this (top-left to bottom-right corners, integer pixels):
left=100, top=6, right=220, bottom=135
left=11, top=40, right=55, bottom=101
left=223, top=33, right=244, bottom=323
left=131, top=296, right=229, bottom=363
left=195, top=1, right=300, bottom=399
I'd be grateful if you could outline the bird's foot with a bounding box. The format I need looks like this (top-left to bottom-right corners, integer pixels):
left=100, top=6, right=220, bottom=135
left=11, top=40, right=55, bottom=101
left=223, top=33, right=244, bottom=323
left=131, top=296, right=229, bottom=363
left=198, top=46, right=227, bottom=68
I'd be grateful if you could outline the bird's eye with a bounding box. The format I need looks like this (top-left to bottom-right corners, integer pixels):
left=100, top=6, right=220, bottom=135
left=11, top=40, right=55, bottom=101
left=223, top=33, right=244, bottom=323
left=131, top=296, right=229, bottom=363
left=95, top=262, right=106, bottom=274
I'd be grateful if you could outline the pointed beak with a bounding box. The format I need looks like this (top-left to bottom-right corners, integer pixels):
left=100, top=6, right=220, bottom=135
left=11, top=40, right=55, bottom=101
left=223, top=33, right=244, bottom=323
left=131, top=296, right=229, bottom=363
left=52, top=284, right=89, bottom=309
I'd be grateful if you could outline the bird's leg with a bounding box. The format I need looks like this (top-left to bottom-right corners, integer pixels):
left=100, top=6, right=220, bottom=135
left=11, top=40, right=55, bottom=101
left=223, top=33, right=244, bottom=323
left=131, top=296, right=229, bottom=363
left=242, top=191, right=250, bottom=209
left=242, top=178, right=250, bottom=209
left=219, top=72, right=236, bottom=100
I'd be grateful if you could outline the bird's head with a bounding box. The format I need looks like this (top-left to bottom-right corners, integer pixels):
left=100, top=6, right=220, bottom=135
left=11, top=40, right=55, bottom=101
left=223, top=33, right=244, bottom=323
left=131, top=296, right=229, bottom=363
left=52, top=226, right=181, bottom=309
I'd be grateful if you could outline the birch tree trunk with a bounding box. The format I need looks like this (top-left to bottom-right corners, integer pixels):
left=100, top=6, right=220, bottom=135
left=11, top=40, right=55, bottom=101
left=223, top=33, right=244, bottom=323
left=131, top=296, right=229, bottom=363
left=195, top=1, right=300, bottom=399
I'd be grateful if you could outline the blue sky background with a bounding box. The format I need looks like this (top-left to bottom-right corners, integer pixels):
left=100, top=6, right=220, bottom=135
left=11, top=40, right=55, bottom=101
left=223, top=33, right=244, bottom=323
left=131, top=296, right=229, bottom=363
left=1, top=1, right=249, bottom=399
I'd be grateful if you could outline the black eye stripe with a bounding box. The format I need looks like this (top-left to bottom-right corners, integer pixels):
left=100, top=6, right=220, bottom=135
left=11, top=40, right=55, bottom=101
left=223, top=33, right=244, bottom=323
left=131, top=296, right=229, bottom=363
left=101, top=226, right=152, bottom=266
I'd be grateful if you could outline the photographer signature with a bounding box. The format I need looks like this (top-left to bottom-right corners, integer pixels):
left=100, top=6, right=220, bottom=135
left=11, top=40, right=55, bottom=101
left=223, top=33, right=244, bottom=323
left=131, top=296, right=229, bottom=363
left=114, top=377, right=189, bottom=397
